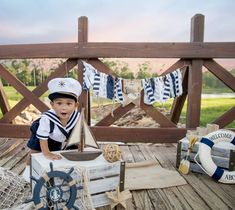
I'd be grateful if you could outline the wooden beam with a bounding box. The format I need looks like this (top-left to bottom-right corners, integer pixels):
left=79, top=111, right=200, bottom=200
left=0, top=64, right=49, bottom=113
left=186, top=62, right=203, bottom=128
left=1, top=42, right=235, bottom=59
left=140, top=91, right=177, bottom=127
left=0, top=124, right=30, bottom=138
left=0, top=59, right=77, bottom=123
left=77, top=59, right=91, bottom=124
left=190, top=14, right=204, bottom=42
left=95, top=103, right=136, bottom=126
left=78, top=17, right=90, bottom=123
left=212, top=106, right=235, bottom=128
left=170, top=66, right=189, bottom=123
left=0, top=79, right=11, bottom=115
left=186, top=14, right=204, bottom=128
left=0, top=123, right=186, bottom=143
left=91, top=126, right=187, bottom=143
left=87, top=59, right=118, bottom=76
left=160, top=59, right=189, bottom=76
left=203, top=59, right=235, bottom=92
left=78, top=16, right=88, bottom=43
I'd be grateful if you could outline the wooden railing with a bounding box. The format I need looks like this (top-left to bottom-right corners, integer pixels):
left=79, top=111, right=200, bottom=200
left=0, top=14, right=234, bottom=142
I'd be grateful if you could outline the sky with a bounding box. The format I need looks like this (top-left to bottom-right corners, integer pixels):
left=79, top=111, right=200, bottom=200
left=0, top=0, right=235, bottom=71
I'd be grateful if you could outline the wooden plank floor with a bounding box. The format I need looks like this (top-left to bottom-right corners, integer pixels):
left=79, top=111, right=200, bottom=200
left=0, top=138, right=235, bottom=210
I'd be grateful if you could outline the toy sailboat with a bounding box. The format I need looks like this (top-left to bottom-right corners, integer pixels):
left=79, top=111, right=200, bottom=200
left=60, top=108, right=102, bottom=161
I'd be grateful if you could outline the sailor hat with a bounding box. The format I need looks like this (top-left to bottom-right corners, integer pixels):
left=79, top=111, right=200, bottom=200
left=48, top=78, right=82, bottom=101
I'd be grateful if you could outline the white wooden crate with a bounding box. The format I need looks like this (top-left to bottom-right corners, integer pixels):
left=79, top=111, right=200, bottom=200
left=176, top=137, right=235, bottom=174
left=31, top=150, right=125, bottom=208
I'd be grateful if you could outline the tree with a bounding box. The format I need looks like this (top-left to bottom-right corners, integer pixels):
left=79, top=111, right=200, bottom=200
left=119, top=62, right=134, bottom=79
left=202, top=70, right=232, bottom=91
left=16, top=59, right=31, bottom=85
left=136, top=62, right=152, bottom=79
left=101, top=59, right=134, bottom=78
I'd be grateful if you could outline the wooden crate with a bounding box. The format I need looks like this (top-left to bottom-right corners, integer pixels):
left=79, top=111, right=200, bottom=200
left=176, top=137, right=235, bottom=174
left=31, top=150, right=125, bottom=208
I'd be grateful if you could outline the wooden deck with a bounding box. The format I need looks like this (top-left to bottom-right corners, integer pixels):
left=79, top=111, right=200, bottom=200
left=0, top=138, right=235, bottom=210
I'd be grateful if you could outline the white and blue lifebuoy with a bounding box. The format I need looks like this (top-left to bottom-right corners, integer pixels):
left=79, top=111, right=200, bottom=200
left=195, top=129, right=235, bottom=184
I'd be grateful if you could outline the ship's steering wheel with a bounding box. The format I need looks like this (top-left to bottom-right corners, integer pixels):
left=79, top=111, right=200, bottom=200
left=25, top=162, right=82, bottom=210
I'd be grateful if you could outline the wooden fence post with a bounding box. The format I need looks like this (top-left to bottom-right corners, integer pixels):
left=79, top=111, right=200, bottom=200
left=77, top=16, right=91, bottom=124
left=0, top=79, right=11, bottom=116
left=186, top=14, right=204, bottom=128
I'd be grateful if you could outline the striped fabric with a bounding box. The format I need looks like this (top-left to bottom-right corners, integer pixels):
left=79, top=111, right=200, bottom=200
left=153, top=77, right=164, bottom=103
left=98, top=73, right=108, bottom=98
left=93, top=72, right=101, bottom=96
left=175, top=69, right=183, bottom=96
left=114, top=77, right=124, bottom=103
left=162, top=75, right=171, bottom=102
left=82, top=61, right=97, bottom=90
left=143, top=79, right=155, bottom=104
left=107, top=75, right=114, bottom=99
left=167, top=69, right=183, bottom=98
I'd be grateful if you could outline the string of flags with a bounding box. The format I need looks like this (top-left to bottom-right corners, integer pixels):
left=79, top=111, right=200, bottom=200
left=82, top=61, right=183, bottom=106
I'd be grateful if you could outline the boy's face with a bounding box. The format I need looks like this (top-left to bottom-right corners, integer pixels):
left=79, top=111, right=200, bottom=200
left=50, top=98, right=78, bottom=121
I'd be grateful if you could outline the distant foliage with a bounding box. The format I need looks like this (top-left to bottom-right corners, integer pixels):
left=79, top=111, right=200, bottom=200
left=1, top=59, right=234, bottom=93
left=202, top=69, right=235, bottom=92
left=102, top=59, right=158, bottom=79
left=136, top=62, right=152, bottom=79
left=1, top=59, right=77, bottom=86
left=102, top=59, right=134, bottom=79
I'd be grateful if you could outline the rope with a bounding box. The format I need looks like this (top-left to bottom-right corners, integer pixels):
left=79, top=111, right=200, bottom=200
left=103, top=144, right=122, bottom=163
left=0, top=167, right=31, bottom=209
left=73, top=166, right=95, bottom=210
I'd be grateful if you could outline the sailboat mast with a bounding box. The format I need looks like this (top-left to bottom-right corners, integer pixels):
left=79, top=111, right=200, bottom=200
left=80, top=120, right=84, bottom=152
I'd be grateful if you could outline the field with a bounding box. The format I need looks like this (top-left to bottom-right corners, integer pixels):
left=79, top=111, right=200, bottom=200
left=154, top=98, right=235, bottom=128
left=1, top=86, right=235, bottom=128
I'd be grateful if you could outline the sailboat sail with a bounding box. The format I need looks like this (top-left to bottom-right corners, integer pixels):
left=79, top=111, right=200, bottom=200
left=83, top=120, right=99, bottom=148
left=61, top=108, right=102, bottom=161
left=65, top=109, right=83, bottom=148
left=65, top=108, right=99, bottom=149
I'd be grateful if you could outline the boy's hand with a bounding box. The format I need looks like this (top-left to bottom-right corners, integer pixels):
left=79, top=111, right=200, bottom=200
left=44, top=152, right=62, bottom=160
left=40, top=140, right=62, bottom=160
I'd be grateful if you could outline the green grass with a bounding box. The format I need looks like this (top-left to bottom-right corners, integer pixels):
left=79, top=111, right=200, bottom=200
left=154, top=97, right=235, bottom=128
left=1, top=86, right=234, bottom=128
left=199, top=98, right=235, bottom=128
left=2, top=86, right=49, bottom=101
left=202, top=87, right=233, bottom=94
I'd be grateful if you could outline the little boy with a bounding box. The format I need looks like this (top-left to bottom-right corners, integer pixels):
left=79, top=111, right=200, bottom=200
left=23, top=77, right=82, bottom=181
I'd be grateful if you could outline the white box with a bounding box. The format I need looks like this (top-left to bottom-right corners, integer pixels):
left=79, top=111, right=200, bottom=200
left=31, top=150, right=125, bottom=208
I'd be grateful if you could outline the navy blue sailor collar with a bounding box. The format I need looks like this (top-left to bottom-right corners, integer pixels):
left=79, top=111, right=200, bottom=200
left=41, top=109, right=80, bottom=132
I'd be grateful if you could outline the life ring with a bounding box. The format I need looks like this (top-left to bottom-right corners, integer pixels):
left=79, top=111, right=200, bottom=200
left=197, top=129, right=235, bottom=184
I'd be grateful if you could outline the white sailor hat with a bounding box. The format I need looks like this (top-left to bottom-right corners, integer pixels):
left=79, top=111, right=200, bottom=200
left=48, top=78, right=82, bottom=101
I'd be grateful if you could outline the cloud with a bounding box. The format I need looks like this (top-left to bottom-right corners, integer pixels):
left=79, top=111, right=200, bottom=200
left=0, top=0, right=235, bottom=44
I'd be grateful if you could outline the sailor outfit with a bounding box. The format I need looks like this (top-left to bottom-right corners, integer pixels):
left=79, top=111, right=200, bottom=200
left=27, top=109, right=80, bottom=151
left=27, top=77, right=82, bottom=151
left=38, top=109, right=79, bottom=141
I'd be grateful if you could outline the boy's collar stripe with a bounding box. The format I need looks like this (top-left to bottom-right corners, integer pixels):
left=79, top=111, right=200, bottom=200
left=66, top=111, right=76, bottom=127
left=42, top=110, right=79, bottom=131
left=47, top=110, right=60, bottom=120
left=42, top=109, right=80, bottom=131
left=43, top=112, right=63, bottom=128
left=66, top=111, right=79, bottom=130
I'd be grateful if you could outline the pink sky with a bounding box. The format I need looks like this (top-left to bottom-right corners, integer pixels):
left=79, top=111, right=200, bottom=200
left=0, top=0, right=235, bottom=72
